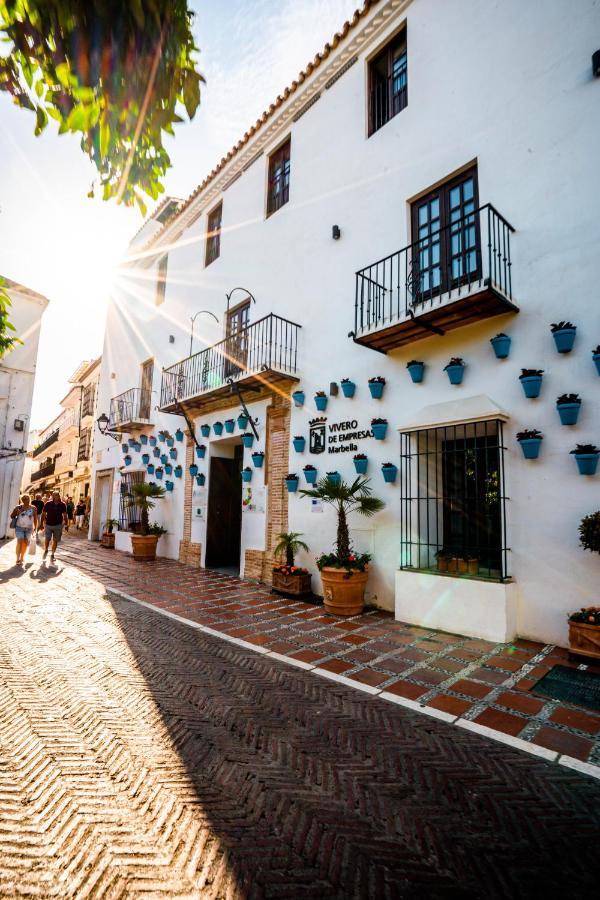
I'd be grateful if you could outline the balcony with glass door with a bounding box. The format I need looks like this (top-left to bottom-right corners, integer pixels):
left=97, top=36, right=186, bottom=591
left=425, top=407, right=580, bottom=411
left=109, top=388, right=154, bottom=432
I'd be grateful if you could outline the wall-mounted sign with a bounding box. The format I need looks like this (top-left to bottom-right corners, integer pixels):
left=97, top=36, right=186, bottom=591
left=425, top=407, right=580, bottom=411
left=309, top=417, right=373, bottom=455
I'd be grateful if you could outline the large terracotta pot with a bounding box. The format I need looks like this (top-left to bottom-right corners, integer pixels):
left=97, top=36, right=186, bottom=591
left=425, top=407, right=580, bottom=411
left=320, top=566, right=368, bottom=617
left=569, top=621, right=600, bottom=660
left=130, top=534, right=159, bottom=561
left=272, top=569, right=312, bottom=597
left=101, top=532, right=115, bottom=549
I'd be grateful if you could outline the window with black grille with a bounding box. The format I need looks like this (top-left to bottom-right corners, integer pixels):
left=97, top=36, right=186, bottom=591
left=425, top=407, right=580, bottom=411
left=205, top=202, right=222, bottom=266
left=368, top=29, right=407, bottom=136
left=119, top=471, right=145, bottom=532
left=77, top=427, right=91, bottom=462
left=155, top=254, right=168, bottom=306
left=399, top=420, right=509, bottom=581
left=267, top=138, right=291, bottom=216
left=81, top=383, right=95, bottom=417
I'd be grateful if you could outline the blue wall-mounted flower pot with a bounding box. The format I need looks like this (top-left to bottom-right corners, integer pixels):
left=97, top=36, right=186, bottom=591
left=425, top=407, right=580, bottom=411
left=189, top=464, right=198, bottom=477
left=121, top=443, right=128, bottom=454
left=368, top=380, right=385, bottom=399
left=314, top=394, right=328, bottom=411
left=372, top=422, right=388, bottom=440
left=593, top=352, right=600, bottom=376
left=285, top=477, right=299, bottom=493
left=174, top=466, right=183, bottom=479
left=354, top=457, right=368, bottom=474
left=124, top=456, right=132, bottom=466
left=195, top=445, right=206, bottom=459
left=155, top=468, right=163, bottom=480
left=142, top=453, right=150, bottom=465
left=140, top=434, right=148, bottom=445
left=292, top=390, right=305, bottom=408
left=553, top=327, right=576, bottom=354
left=293, top=437, right=305, bottom=453
left=165, top=481, right=174, bottom=492
left=520, top=375, right=543, bottom=399
left=303, top=468, right=317, bottom=484
left=153, top=447, right=161, bottom=458
left=518, top=438, right=542, bottom=459
left=128, top=438, right=136, bottom=448
left=147, top=463, right=154, bottom=474
left=445, top=364, right=465, bottom=385
left=224, top=419, right=235, bottom=434
left=175, top=429, right=184, bottom=442
left=407, top=362, right=425, bottom=383
left=158, top=433, right=166, bottom=443
left=326, top=471, right=341, bottom=486
left=574, top=453, right=598, bottom=475
left=242, top=469, right=252, bottom=482
left=165, top=464, right=172, bottom=475
left=166, top=437, right=174, bottom=447
left=491, top=335, right=511, bottom=359
left=557, top=402, right=581, bottom=426
left=382, top=464, right=398, bottom=483
left=160, top=453, right=168, bottom=464
left=341, top=381, right=356, bottom=398
left=200, top=424, right=210, bottom=437
left=196, top=474, right=206, bottom=486
left=251, top=453, right=264, bottom=468
left=133, top=442, right=142, bottom=453
left=213, top=421, right=223, bottom=436
left=242, top=433, right=254, bottom=448
left=169, top=448, right=177, bottom=460
left=237, top=414, right=249, bottom=430
left=149, top=436, right=157, bottom=447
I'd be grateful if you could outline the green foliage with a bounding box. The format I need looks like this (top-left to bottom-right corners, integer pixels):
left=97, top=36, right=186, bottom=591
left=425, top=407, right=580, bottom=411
left=0, top=1, right=203, bottom=212
left=300, top=477, right=385, bottom=567
left=579, top=511, right=600, bottom=554
left=126, top=481, right=165, bottom=534
left=103, top=517, right=119, bottom=533
left=273, top=531, right=309, bottom=567
left=0, top=278, right=22, bottom=358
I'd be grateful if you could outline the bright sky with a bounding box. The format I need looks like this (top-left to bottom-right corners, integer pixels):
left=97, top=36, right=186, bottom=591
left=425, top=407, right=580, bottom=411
left=0, top=0, right=358, bottom=430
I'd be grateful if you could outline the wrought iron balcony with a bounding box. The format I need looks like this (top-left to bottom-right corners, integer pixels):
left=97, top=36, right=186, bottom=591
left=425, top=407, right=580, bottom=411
left=77, top=428, right=91, bottom=463
left=30, top=459, right=55, bottom=482
left=109, top=388, right=154, bottom=432
left=32, top=428, right=59, bottom=458
left=81, top=384, right=96, bottom=418
left=160, top=313, right=301, bottom=413
left=351, top=204, right=518, bottom=353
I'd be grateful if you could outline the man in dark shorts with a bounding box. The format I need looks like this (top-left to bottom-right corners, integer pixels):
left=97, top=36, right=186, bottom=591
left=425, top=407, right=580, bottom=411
left=31, top=493, right=44, bottom=534
left=66, top=496, right=74, bottom=528
left=41, top=491, right=68, bottom=564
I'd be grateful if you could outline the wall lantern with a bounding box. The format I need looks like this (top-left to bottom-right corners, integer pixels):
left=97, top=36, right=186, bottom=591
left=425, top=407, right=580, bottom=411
left=332, top=225, right=341, bottom=240
left=96, top=412, right=120, bottom=442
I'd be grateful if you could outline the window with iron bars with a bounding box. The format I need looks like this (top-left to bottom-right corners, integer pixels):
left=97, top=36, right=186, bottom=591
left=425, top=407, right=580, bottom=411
left=368, top=30, right=407, bottom=136
left=77, top=427, right=92, bottom=462
left=81, top=383, right=95, bottom=417
left=267, top=138, right=291, bottom=216
left=399, top=420, right=509, bottom=581
left=205, top=202, right=222, bottom=266
left=119, top=471, right=145, bottom=532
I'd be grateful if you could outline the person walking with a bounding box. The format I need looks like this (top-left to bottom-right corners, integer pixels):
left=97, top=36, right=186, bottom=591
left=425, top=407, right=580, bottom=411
left=66, top=496, right=74, bottom=528
left=31, top=493, right=44, bottom=535
left=41, top=492, right=68, bottom=564
left=75, top=499, right=86, bottom=530
left=10, top=494, right=38, bottom=566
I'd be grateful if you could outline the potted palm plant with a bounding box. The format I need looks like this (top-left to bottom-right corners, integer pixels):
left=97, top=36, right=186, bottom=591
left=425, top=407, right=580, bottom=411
left=126, top=482, right=166, bottom=561
left=272, top=531, right=312, bottom=596
left=101, top=517, right=119, bottom=549
left=300, top=476, right=385, bottom=616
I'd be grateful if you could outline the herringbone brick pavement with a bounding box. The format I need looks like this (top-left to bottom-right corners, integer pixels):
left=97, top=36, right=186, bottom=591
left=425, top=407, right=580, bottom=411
left=0, top=549, right=598, bottom=898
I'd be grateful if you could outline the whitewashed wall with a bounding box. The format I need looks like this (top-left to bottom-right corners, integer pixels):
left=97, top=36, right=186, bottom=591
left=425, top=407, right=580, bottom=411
left=94, top=0, right=600, bottom=645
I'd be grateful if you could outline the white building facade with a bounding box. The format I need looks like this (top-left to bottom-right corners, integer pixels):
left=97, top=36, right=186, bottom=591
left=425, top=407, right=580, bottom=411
left=93, top=0, right=600, bottom=647
left=0, top=278, right=49, bottom=537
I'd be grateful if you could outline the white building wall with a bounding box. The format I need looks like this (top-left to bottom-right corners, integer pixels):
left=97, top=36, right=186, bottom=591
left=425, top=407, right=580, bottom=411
left=93, top=0, right=600, bottom=646
left=0, top=282, right=48, bottom=536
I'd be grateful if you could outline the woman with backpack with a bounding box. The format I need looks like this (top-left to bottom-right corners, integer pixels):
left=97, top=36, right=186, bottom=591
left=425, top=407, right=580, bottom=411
left=10, top=494, right=38, bottom=566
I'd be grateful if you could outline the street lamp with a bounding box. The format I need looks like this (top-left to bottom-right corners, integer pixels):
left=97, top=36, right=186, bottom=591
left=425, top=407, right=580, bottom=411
left=225, top=287, right=256, bottom=316
left=190, top=309, right=219, bottom=357
left=96, top=412, right=120, bottom=441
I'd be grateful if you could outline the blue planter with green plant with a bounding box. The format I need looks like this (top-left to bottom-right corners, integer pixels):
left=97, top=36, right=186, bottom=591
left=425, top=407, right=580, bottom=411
left=368, top=377, right=385, bottom=399
left=174, top=465, right=183, bottom=479
left=169, top=448, right=177, bottom=460
left=516, top=430, right=543, bottom=459
left=166, top=437, right=174, bottom=447
left=382, top=463, right=398, bottom=483
left=557, top=394, right=581, bottom=426
left=195, top=444, right=206, bottom=459
left=444, top=358, right=465, bottom=385
left=242, top=432, right=254, bottom=448
left=153, top=447, right=161, bottom=458
left=164, top=464, right=172, bottom=475
left=237, top=413, right=249, bottom=430
left=293, top=436, right=305, bottom=453
left=353, top=454, right=368, bottom=474
left=160, top=453, right=168, bottom=464
left=146, top=463, right=154, bottom=474
left=551, top=321, right=576, bottom=354
left=175, top=429, right=184, bottom=442
left=142, top=453, right=150, bottom=465
left=519, top=369, right=544, bottom=399
left=371, top=418, right=388, bottom=440
left=124, top=455, right=132, bottom=466
left=149, top=436, right=157, bottom=447
left=291, top=390, right=305, bottom=408
left=251, top=452, right=264, bottom=468
left=196, top=473, right=206, bottom=486
left=341, top=379, right=356, bottom=398
left=140, top=434, right=148, bottom=445
left=189, top=464, right=198, bottom=477
left=407, top=361, right=424, bottom=383
left=121, top=443, right=128, bottom=453
left=571, top=444, right=599, bottom=475
left=592, top=346, right=600, bottom=376
left=200, top=424, right=210, bottom=437
left=314, top=392, right=328, bottom=411
left=224, top=419, right=235, bottom=434
left=213, top=421, right=223, bottom=436
left=303, top=465, right=317, bottom=484
left=285, top=474, right=299, bottom=493
left=490, top=333, right=511, bottom=359
left=165, top=481, right=174, bottom=492
left=155, top=467, right=163, bottom=480
left=326, top=471, right=341, bottom=486
left=242, top=467, right=252, bottom=483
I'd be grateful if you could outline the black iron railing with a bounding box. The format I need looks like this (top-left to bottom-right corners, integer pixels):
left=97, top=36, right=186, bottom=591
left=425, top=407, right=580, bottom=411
left=77, top=428, right=91, bottom=462
left=109, top=388, right=153, bottom=428
left=32, top=428, right=58, bottom=458
left=354, top=204, right=515, bottom=336
left=30, top=459, right=56, bottom=482
left=160, top=313, right=301, bottom=408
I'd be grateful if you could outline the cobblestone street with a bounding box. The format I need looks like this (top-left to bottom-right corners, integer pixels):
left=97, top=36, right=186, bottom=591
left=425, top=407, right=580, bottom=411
left=0, top=537, right=599, bottom=898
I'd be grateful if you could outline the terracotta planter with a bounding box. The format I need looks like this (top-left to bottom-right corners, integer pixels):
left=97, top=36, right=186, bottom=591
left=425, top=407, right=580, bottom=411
left=272, top=569, right=312, bottom=597
left=447, top=557, right=478, bottom=575
left=130, top=534, right=159, bottom=561
left=101, top=532, right=115, bottom=549
left=320, top=566, right=368, bottom=617
left=568, top=621, right=600, bottom=660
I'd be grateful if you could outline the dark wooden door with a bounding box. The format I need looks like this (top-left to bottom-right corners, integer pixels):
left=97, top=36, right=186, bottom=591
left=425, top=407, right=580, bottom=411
left=224, top=303, right=250, bottom=380
left=205, top=448, right=243, bottom=568
left=139, top=359, right=154, bottom=419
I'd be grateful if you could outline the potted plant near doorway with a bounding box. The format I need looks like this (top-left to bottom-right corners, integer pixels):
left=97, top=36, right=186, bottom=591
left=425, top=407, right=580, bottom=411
left=101, top=518, right=119, bottom=549
left=126, top=482, right=167, bottom=561
left=569, top=511, right=600, bottom=658
left=300, top=476, right=385, bottom=616
left=272, top=532, right=312, bottom=597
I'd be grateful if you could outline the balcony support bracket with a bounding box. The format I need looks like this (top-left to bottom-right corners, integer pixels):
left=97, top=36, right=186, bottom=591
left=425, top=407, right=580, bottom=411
left=227, top=379, right=260, bottom=440
left=348, top=330, right=388, bottom=355
left=171, top=400, right=204, bottom=454
left=407, top=310, right=445, bottom=336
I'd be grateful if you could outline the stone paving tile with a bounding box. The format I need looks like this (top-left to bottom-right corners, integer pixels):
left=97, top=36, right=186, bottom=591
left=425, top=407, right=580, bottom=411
left=49, top=535, right=600, bottom=766
left=474, top=708, right=528, bottom=737
left=532, top=726, right=594, bottom=761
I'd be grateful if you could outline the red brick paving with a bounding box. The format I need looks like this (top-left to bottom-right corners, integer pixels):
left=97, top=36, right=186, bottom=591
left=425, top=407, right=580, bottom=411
left=533, top=727, right=594, bottom=761
left=46, top=535, right=600, bottom=767
left=474, top=708, right=527, bottom=737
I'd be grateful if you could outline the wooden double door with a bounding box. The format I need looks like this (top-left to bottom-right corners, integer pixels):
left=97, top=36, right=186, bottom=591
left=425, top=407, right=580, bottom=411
left=205, top=445, right=244, bottom=569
